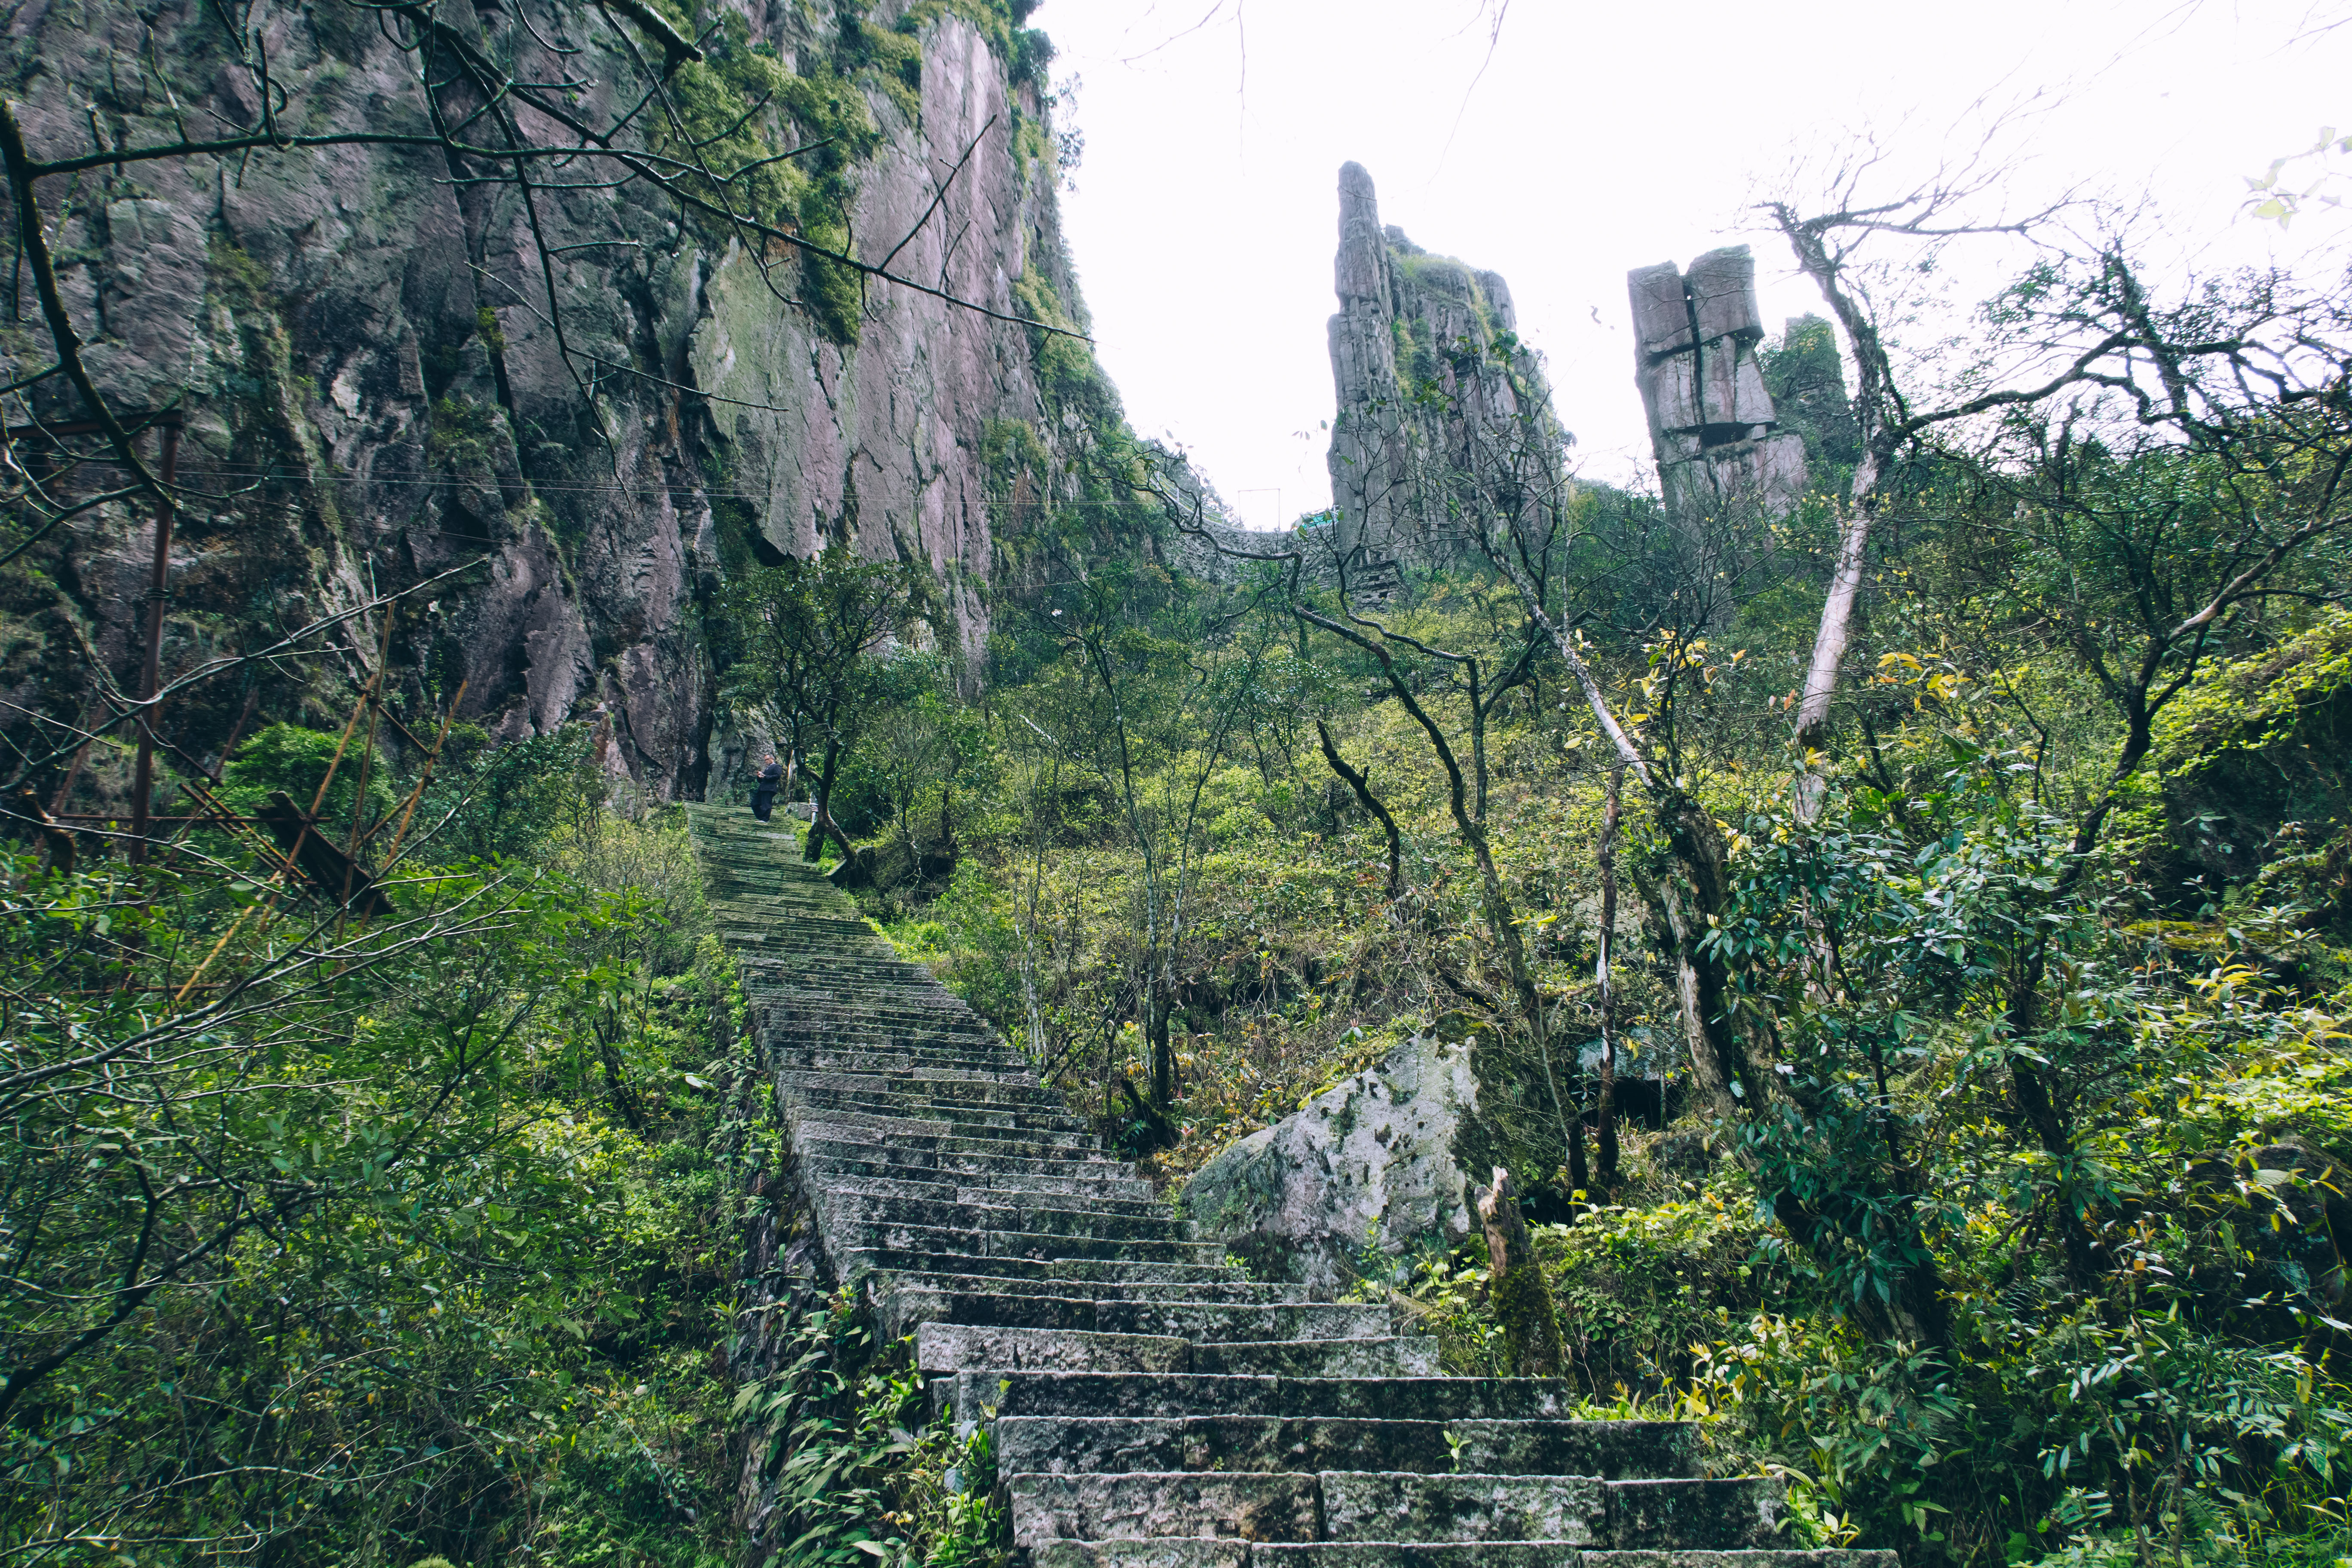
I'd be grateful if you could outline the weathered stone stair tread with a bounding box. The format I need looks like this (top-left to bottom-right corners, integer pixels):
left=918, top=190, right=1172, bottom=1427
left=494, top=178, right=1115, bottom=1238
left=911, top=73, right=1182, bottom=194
left=839, top=1247, right=1239, bottom=1286
left=797, top=1136, right=1137, bottom=1176
left=1005, top=1471, right=1778, bottom=1547
left=919, top=1325, right=1437, bottom=1378
left=830, top=1173, right=1162, bottom=1208
left=883, top=1280, right=1329, bottom=1311
left=791, top=1101, right=1098, bottom=1137
left=791, top=1120, right=1100, bottom=1156
left=798, top=1145, right=1127, bottom=1176
left=689, top=804, right=1883, bottom=1563
left=790, top=1088, right=1091, bottom=1123
left=993, top=1415, right=1690, bottom=1477
left=980, top=1373, right=1592, bottom=1421
left=785, top=1069, right=1069, bottom=1101
left=821, top=1197, right=1199, bottom=1241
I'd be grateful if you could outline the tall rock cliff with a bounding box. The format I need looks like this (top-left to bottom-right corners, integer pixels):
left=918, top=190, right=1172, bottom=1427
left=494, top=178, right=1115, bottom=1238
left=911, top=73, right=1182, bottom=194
left=3, top=0, right=1116, bottom=800
left=1322, top=162, right=1566, bottom=579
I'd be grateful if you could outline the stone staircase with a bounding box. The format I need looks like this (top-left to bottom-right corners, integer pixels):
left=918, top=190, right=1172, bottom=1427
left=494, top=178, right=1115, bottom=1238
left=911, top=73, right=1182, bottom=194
left=689, top=804, right=1894, bottom=1568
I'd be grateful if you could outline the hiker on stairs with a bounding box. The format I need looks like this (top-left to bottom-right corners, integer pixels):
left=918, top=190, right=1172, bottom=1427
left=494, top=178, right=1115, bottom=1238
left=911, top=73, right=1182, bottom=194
left=750, top=754, right=784, bottom=821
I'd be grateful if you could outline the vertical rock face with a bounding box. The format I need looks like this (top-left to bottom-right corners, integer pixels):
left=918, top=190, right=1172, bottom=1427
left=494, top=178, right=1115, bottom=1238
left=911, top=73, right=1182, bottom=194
left=1323, top=163, right=1565, bottom=578
left=1626, top=247, right=1808, bottom=527
left=3, top=0, right=1106, bottom=799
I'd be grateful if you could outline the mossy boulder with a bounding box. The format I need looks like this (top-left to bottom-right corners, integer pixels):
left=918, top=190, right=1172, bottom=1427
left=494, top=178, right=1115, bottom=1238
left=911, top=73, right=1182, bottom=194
left=1183, top=1029, right=1484, bottom=1297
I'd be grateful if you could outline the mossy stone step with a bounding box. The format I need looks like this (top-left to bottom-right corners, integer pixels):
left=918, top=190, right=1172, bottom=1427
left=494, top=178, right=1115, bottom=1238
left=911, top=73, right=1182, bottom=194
left=788, top=1081, right=1091, bottom=1120
left=838, top=1246, right=1242, bottom=1288
left=790, top=1118, right=1102, bottom=1158
left=816, top=1194, right=1200, bottom=1244
left=879, top=1280, right=1329, bottom=1317
left=979, top=1375, right=1590, bottom=1423
left=844, top=1221, right=1219, bottom=1266
left=917, top=1327, right=1439, bottom=1380
left=785, top=1071, right=1077, bottom=1110
left=993, top=1416, right=1691, bottom=1480
left=781, top=1058, right=1043, bottom=1084
left=793, top=1097, right=1097, bottom=1136
left=798, top=1139, right=1138, bottom=1181
left=1005, top=1472, right=1780, bottom=1549
left=822, top=1173, right=1161, bottom=1209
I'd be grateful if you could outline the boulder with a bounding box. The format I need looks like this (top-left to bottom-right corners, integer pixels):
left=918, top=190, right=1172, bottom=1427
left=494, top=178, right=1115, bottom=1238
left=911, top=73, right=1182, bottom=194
left=1184, top=1030, right=1481, bottom=1296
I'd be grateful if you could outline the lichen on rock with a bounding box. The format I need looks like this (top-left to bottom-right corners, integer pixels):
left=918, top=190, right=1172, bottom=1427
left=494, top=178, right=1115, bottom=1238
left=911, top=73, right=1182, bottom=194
left=1182, top=1027, right=1486, bottom=1297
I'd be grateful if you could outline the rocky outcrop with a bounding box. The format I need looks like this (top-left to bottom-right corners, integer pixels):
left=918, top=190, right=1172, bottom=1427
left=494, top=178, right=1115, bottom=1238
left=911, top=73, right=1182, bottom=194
left=4, top=0, right=1112, bottom=801
left=1183, top=1029, right=1483, bottom=1295
left=1626, top=247, right=1808, bottom=528
left=1323, top=162, right=1566, bottom=582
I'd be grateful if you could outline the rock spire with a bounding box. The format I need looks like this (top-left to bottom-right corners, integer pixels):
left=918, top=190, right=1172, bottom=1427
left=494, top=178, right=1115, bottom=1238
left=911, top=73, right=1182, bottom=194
left=1626, top=247, right=1809, bottom=526
left=1323, top=163, right=1566, bottom=582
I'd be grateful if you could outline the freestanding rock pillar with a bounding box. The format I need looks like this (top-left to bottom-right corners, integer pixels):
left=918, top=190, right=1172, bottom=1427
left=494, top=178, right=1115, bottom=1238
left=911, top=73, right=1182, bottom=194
left=1628, top=247, right=1808, bottom=527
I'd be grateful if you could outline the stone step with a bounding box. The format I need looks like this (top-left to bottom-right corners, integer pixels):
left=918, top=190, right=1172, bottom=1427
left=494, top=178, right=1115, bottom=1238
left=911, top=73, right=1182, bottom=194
left=772, top=1048, right=1023, bottom=1077
left=775, top=1044, right=1026, bottom=1070
left=980, top=1375, right=1586, bottom=1423
left=919, top=1326, right=1435, bottom=1379
left=1187, top=1339, right=1439, bottom=1377
left=800, top=1138, right=1139, bottom=1182
left=1042, top=1546, right=1816, bottom=1568
left=775, top=1046, right=1022, bottom=1071
left=790, top=1089, right=1096, bottom=1134
left=752, top=973, right=969, bottom=991
left=1006, top=1473, right=1780, bottom=1550
left=790, top=1064, right=1044, bottom=1088
left=759, top=1014, right=995, bottom=1041
left=750, top=986, right=984, bottom=1010
left=920, top=1323, right=1192, bottom=1375
left=839, top=1247, right=1243, bottom=1290
left=813, top=1172, right=1160, bottom=1208
left=762, top=1023, right=1010, bottom=1050
left=836, top=1221, right=1220, bottom=1265
left=797, top=1136, right=1115, bottom=1176
left=753, top=999, right=992, bottom=1023
left=1029, top=1543, right=1577, bottom=1568
left=790, top=1115, right=1100, bottom=1156
left=792, top=1098, right=1093, bottom=1138
left=786, top=1072, right=1084, bottom=1115
left=751, top=989, right=978, bottom=1014
left=992, top=1417, right=1694, bottom=1480
left=882, top=1279, right=1335, bottom=1317
left=817, top=1194, right=1191, bottom=1242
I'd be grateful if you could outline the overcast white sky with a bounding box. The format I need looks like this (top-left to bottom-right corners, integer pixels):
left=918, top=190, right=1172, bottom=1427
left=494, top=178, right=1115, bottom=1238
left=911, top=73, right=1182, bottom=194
left=1029, top=0, right=2351, bottom=530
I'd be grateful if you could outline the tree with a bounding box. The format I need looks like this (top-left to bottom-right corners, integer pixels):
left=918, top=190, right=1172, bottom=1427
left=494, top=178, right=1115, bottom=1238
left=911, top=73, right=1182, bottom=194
left=718, top=548, right=932, bottom=863
left=1023, top=558, right=1248, bottom=1130
left=1158, top=476, right=1595, bottom=1196
left=1471, top=161, right=2352, bottom=1344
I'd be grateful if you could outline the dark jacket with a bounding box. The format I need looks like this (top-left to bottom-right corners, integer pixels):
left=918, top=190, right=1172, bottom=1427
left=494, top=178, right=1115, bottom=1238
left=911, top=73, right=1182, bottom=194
left=751, top=762, right=784, bottom=796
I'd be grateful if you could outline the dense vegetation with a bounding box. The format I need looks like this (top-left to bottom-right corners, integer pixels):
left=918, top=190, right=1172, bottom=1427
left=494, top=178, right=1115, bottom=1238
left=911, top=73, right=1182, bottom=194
left=1, top=0, right=2348, bottom=1559
left=759, top=253, right=2352, bottom=1564
left=2, top=729, right=760, bottom=1563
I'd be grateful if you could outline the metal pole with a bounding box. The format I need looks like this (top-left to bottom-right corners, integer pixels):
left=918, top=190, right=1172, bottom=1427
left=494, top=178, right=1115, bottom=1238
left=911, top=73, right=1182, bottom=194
left=128, top=416, right=180, bottom=865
